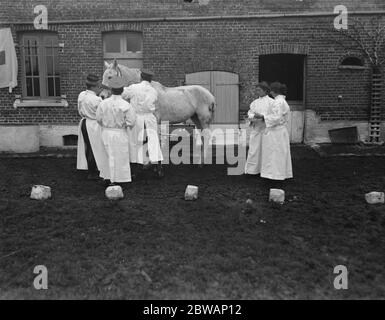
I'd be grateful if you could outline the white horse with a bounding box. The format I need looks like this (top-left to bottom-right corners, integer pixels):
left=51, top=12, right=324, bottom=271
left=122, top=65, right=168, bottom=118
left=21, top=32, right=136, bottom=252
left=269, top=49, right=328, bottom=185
left=101, top=60, right=216, bottom=163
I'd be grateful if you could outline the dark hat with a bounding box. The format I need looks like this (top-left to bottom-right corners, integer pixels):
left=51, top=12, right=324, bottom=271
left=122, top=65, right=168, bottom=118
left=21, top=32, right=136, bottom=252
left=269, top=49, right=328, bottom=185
left=141, top=69, right=155, bottom=78
left=86, top=74, right=100, bottom=86
left=109, top=75, right=126, bottom=89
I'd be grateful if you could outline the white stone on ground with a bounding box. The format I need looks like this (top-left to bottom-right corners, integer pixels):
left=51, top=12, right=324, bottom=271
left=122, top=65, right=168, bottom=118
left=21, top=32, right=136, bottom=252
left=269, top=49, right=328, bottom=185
left=30, top=185, right=51, bottom=200
left=105, top=185, right=124, bottom=200
left=185, top=185, right=198, bottom=201
left=365, top=192, right=384, bottom=204
left=269, top=189, right=285, bottom=204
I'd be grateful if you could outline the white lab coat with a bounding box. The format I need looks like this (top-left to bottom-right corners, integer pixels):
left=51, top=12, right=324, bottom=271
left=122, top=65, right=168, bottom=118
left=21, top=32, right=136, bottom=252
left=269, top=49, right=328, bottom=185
left=122, top=81, right=163, bottom=164
left=245, top=95, right=275, bottom=174
left=76, top=90, right=108, bottom=172
left=100, top=128, right=132, bottom=183
left=0, top=28, right=18, bottom=92
left=96, top=95, right=136, bottom=183
left=260, top=95, right=293, bottom=180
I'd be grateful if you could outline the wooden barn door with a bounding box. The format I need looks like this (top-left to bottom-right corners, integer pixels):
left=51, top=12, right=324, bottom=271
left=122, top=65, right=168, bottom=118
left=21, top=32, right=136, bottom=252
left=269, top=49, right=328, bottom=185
left=185, top=71, right=239, bottom=124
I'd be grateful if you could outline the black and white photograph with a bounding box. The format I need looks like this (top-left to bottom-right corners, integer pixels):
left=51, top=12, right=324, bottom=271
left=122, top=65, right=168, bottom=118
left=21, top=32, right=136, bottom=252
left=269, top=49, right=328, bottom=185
left=0, top=0, right=385, bottom=306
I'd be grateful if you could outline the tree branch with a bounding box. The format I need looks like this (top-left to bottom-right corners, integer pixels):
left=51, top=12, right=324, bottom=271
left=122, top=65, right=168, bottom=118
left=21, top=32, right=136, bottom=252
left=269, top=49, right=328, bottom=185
left=312, top=18, right=385, bottom=67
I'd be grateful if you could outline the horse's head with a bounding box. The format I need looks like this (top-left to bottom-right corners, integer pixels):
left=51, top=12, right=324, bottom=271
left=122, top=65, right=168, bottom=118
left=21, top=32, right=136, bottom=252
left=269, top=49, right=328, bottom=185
left=100, top=60, right=121, bottom=99
left=100, top=60, right=142, bottom=99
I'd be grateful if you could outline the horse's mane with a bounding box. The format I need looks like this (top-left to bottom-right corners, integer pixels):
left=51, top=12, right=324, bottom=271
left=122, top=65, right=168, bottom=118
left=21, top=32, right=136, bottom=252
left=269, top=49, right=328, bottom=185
left=150, top=81, right=166, bottom=91
left=118, top=64, right=140, bottom=75
left=114, top=64, right=212, bottom=99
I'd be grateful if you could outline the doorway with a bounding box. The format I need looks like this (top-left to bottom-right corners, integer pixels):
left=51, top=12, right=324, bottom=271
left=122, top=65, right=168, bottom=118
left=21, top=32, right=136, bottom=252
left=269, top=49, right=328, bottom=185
left=259, top=53, right=307, bottom=142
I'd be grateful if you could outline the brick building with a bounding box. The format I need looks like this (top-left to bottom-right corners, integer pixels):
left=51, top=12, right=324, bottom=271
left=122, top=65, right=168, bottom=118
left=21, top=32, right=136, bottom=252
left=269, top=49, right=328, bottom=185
left=0, top=0, right=385, bottom=151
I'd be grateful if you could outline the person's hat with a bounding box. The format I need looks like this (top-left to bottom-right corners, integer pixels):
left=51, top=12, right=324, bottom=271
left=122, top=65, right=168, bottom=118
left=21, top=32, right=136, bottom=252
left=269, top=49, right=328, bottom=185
left=85, top=74, right=100, bottom=86
left=109, top=76, right=126, bottom=89
left=141, top=69, right=155, bottom=78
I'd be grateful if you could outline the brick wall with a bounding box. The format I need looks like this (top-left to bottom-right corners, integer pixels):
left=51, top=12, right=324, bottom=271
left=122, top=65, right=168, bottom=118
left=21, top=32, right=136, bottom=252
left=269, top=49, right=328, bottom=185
left=0, top=1, right=384, bottom=124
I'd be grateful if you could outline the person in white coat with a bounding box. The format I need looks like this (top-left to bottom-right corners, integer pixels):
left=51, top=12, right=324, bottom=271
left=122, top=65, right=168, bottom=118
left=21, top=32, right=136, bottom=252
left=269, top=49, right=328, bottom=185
left=122, top=69, right=164, bottom=178
left=245, top=82, right=275, bottom=175
left=96, top=76, right=137, bottom=185
left=76, top=74, right=108, bottom=180
left=254, top=82, right=293, bottom=183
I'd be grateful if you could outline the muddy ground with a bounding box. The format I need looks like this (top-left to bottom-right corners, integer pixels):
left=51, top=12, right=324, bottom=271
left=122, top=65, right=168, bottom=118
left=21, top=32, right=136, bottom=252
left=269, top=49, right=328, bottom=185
left=0, top=147, right=384, bottom=299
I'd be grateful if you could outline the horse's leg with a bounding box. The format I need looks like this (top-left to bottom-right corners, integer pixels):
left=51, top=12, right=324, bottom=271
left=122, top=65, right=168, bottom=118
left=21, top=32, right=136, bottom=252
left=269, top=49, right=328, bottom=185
left=196, top=110, right=213, bottom=166
left=191, top=114, right=204, bottom=165
left=200, top=123, right=212, bottom=165
left=191, top=114, right=212, bottom=166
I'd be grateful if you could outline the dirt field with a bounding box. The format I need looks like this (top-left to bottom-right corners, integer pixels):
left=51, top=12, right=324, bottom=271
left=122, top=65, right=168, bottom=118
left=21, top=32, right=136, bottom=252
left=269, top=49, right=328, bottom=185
left=0, top=147, right=384, bottom=299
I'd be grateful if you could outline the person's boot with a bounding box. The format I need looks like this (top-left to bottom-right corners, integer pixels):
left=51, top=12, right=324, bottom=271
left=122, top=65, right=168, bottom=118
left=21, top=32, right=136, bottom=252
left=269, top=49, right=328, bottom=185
left=103, top=179, right=111, bottom=187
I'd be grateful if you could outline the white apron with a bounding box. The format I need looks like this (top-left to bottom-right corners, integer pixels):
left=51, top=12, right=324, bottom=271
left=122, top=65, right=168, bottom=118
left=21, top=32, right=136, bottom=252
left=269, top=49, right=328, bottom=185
left=260, top=125, right=293, bottom=180
left=76, top=118, right=108, bottom=172
left=245, top=124, right=265, bottom=175
left=129, top=112, right=163, bottom=164
left=100, top=128, right=132, bottom=183
left=244, top=96, right=273, bottom=174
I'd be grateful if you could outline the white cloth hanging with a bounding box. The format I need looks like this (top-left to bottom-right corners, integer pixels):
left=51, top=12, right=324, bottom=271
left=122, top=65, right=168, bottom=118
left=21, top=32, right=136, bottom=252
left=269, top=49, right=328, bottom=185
left=0, top=28, right=18, bottom=92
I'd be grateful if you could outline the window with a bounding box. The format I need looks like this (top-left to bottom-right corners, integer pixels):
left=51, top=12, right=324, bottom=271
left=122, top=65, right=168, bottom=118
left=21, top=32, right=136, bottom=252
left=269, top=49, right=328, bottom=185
left=103, top=32, right=143, bottom=68
left=338, top=56, right=365, bottom=70
left=341, top=57, right=364, bottom=67
left=63, top=134, right=78, bottom=146
left=19, top=32, right=61, bottom=99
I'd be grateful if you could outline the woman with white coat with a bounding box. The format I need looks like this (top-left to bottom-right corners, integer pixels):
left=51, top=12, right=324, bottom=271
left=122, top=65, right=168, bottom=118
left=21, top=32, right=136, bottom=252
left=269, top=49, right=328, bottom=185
left=122, top=70, right=164, bottom=178
left=96, top=76, right=137, bottom=185
left=76, top=74, right=108, bottom=180
left=245, top=82, right=275, bottom=175
left=254, top=82, right=293, bottom=183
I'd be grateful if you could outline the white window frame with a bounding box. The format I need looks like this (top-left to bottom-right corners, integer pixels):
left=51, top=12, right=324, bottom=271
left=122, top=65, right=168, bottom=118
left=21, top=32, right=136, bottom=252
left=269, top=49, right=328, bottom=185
left=15, top=31, right=67, bottom=108
left=103, top=31, right=143, bottom=68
